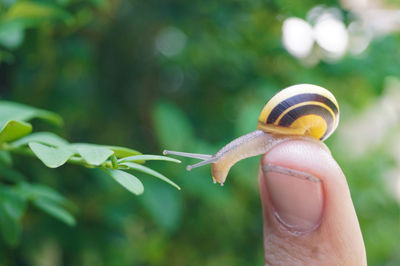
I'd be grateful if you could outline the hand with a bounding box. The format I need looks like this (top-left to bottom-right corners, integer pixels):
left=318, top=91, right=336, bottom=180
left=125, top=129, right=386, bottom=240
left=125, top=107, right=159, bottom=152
left=259, top=139, right=367, bottom=265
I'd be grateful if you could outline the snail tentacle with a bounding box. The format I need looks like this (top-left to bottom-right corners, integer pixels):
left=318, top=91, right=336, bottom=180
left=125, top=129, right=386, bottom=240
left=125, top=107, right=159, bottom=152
left=163, top=150, right=212, bottom=160
left=186, top=157, right=218, bottom=170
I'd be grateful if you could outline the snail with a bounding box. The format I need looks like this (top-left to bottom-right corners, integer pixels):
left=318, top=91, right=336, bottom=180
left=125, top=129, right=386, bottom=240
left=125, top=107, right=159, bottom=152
left=163, top=84, right=339, bottom=186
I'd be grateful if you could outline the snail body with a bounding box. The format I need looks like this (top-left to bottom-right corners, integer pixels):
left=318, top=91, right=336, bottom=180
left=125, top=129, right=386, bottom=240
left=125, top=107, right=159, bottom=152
left=163, top=84, right=339, bottom=185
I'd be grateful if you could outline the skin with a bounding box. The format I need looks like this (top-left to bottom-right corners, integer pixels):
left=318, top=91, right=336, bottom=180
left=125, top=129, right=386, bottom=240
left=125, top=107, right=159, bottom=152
left=259, top=139, right=367, bottom=265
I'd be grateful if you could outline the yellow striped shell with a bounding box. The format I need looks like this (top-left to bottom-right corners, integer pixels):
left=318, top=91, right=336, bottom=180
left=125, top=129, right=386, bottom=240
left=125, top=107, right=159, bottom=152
left=257, top=84, right=339, bottom=141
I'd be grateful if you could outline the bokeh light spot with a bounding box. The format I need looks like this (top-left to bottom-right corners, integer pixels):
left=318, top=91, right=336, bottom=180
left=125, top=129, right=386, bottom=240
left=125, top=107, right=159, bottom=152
left=155, top=26, right=187, bottom=57
left=282, top=17, right=314, bottom=58
left=314, top=15, right=348, bottom=57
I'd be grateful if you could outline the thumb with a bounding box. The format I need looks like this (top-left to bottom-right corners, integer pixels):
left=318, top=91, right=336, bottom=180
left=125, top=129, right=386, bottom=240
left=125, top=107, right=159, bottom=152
left=259, top=139, right=367, bottom=265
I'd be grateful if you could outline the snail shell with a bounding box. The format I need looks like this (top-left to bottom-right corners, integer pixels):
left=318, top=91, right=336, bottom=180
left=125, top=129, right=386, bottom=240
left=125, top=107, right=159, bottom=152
left=257, top=84, right=339, bottom=141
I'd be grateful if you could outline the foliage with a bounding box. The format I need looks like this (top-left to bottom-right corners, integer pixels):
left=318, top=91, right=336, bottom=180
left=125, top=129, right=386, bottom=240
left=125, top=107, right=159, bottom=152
left=0, top=0, right=399, bottom=265
left=0, top=100, right=179, bottom=247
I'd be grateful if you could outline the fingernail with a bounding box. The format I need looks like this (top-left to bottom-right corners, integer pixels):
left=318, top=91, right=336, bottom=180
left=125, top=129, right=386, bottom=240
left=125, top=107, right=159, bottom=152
left=262, top=164, right=324, bottom=232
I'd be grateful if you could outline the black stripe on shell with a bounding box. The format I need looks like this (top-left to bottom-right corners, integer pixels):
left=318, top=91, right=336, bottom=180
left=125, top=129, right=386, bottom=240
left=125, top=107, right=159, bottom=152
left=277, top=104, right=334, bottom=140
left=266, top=93, right=338, bottom=124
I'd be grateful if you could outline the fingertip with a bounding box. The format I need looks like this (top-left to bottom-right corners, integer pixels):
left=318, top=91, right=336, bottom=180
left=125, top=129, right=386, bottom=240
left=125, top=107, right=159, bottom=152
left=262, top=138, right=339, bottom=179
left=259, top=138, right=366, bottom=265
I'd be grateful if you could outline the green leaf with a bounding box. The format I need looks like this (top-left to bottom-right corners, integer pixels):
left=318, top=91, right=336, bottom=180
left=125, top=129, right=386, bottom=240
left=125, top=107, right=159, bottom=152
left=13, top=182, right=74, bottom=226
left=31, top=109, right=63, bottom=126
left=120, top=162, right=180, bottom=190
left=15, top=182, right=67, bottom=204
left=29, top=142, right=74, bottom=168
left=0, top=101, right=62, bottom=126
left=102, top=145, right=141, bottom=158
left=0, top=186, right=26, bottom=220
left=0, top=187, right=26, bottom=246
left=11, top=132, right=69, bottom=148
left=0, top=166, right=25, bottom=182
left=0, top=150, right=12, bottom=166
left=72, top=143, right=114, bottom=166
left=33, top=198, right=75, bottom=226
left=3, top=2, right=72, bottom=27
left=105, top=169, right=144, bottom=195
left=0, top=120, right=32, bottom=143
left=118, top=155, right=181, bottom=164
left=0, top=201, right=21, bottom=246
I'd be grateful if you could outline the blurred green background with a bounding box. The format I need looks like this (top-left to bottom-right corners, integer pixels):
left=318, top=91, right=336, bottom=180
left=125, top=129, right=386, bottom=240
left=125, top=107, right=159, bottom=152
left=1, top=0, right=400, bottom=265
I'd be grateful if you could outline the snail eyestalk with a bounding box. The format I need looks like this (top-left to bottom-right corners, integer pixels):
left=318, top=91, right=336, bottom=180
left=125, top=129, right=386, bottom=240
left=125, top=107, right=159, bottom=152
left=163, top=150, right=212, bottom=160
left=186, top=157, right=218, bottom=170
left=163, top=150, right=218, bottom=171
